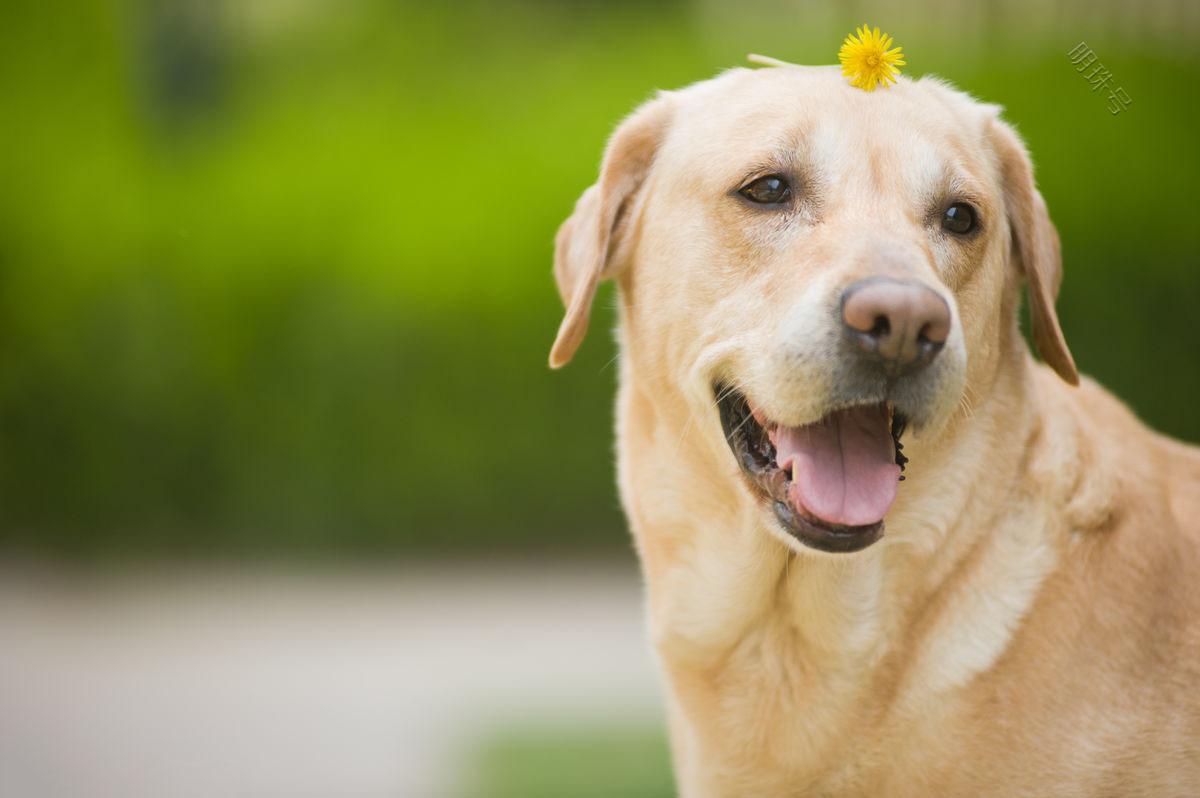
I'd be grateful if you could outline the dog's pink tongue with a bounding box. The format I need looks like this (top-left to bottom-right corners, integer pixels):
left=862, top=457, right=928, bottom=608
left=771, top=405, right=899, bottom=527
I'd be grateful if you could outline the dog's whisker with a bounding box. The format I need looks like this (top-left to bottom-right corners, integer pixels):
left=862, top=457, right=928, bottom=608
left=671, top=376, right=750, bottom=460
left=713, top=383, right=743, bottom=407
left=956, top=391, right=975, bottom=421
left=726, top=408, right=758, bottom=440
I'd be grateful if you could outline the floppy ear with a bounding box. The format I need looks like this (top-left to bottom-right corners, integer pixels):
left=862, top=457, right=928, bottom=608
left=549, top=96, right=674, bottom=368
left=990, top=119, right=1079, bottom=385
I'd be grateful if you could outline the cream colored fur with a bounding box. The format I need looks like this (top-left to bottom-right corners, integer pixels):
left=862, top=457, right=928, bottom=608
left=550, top=65, right=1200, bottom=796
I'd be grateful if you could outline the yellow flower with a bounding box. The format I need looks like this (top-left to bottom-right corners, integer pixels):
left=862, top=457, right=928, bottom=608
left=838, top=24, right=906, bottom=92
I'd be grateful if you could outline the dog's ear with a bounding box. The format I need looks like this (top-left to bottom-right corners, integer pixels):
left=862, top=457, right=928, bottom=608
left=549, top=96, right=674, bottom=368
left=989, top=118, right=1079, bottom=385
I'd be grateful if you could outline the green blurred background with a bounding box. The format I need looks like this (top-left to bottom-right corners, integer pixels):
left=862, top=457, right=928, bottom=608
left=1, top=3, right=1196, bottom=796
left=0, top=0, right=1196, bottom=560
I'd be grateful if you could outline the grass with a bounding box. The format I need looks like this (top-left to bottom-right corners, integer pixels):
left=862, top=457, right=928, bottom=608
left=464, top=722, right=674, bottom=798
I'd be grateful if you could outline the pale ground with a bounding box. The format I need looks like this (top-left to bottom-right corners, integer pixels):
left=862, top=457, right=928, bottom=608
left=0, top=560, right=664, bottom=798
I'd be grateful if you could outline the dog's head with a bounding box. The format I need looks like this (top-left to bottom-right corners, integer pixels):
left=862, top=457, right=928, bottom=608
left=550, top=66, right=1076, bottom=554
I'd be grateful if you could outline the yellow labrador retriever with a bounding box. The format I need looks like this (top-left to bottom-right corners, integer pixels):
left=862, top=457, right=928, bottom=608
left=549, top=64, right=1200, bottom=796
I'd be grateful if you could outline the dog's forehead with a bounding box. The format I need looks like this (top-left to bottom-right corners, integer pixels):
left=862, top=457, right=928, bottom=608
left=661, top=66, right=995, bottom=187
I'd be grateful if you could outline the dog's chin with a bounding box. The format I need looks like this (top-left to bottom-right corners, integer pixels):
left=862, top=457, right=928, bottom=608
left=716, top=385, right=915, bottom=555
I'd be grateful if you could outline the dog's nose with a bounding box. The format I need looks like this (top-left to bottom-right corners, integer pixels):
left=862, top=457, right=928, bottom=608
left=841, top=278, right=951, bottom=376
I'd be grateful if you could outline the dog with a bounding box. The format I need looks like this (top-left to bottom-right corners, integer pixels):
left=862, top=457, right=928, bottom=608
left=548, top=64, right=1200, bottom=796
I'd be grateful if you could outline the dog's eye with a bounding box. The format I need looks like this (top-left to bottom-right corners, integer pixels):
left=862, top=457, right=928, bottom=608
left=739, top=175, right=791, bottom=205
left=941, top=202, right=978, bottom=235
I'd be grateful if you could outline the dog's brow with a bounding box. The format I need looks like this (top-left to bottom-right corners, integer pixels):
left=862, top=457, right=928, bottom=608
left=945, top=167, right=984, bottom=196
left=934, top=168, right=988, bottom=211
left=731, top=147, right=805, bottom=187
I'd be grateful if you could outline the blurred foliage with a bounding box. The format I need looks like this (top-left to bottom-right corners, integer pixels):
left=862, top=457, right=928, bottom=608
left=0, top=0, right=1196, bottom=557
left=465, top=722, right=673, bottom=798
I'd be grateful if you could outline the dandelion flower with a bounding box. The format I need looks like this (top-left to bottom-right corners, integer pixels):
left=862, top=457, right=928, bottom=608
left=838, top=25, right=906, bottom=92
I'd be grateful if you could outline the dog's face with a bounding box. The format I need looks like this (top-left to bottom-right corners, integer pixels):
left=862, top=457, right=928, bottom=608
left=550, top=66, right=1076, bottom=555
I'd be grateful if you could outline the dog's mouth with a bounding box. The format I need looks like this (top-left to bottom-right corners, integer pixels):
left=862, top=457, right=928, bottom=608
left=716, top=385, right=909, bottom=554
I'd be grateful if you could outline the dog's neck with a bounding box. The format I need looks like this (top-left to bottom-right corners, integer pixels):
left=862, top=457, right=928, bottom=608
left=617, top=348, right=1078, bottom=788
